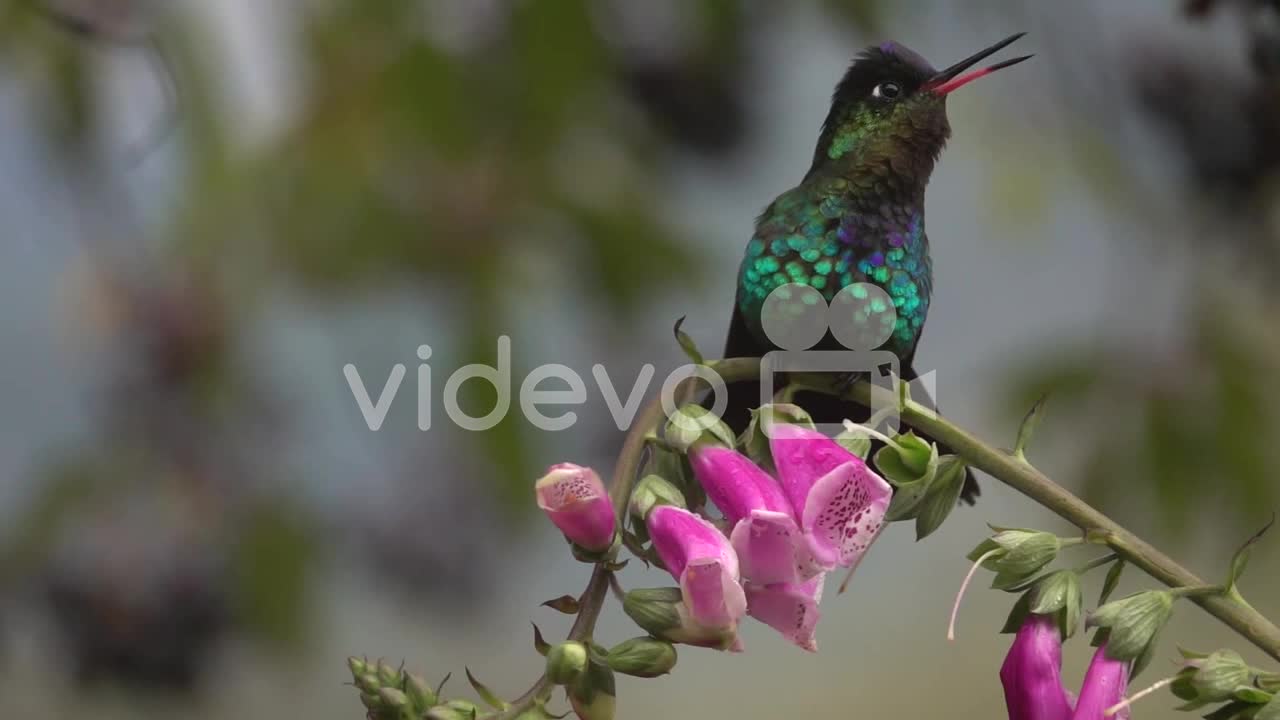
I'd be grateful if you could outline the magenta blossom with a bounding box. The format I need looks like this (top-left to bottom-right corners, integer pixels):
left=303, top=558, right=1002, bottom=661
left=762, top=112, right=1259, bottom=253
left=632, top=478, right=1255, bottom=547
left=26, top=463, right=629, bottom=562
left=745, top=575, right=825, bottom=652
left=536, top=463, right=616, bottom=552
left=689, top=423, right=892, bottom=586
left=1001, top=614, right=1073, bottom=720
left=1000, top=614, right=1132, bottom=720
left=646, top=505, right=748, bottom=650
left=1071, top=646, right=1129, bottom=720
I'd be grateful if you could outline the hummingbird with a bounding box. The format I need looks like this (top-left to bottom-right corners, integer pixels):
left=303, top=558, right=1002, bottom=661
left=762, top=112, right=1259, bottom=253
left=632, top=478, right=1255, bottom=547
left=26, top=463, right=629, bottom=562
left=720, top=33, right=1032, bottom=504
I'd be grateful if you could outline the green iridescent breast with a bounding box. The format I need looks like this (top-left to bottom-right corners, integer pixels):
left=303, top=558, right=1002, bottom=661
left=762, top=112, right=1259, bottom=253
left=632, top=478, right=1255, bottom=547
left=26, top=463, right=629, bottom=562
left=736, top=182, right=932, bottom=360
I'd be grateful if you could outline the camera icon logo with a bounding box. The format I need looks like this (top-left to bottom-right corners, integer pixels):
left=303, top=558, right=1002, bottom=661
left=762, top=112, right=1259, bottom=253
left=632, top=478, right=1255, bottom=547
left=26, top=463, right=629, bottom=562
left=759, top=282, right=905, bottom=436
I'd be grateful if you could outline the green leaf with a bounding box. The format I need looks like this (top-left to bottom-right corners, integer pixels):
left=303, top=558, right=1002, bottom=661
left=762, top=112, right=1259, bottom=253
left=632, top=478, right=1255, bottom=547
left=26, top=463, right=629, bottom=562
left=542, top=595, right=581, bottom=614
left=673, top=316, right=704, bottom=365
left=914, top=456, right=967, bottom=540
left=1226, top=514, right=1275, bottom=595
left=466, top=668, right=508, bottom=710
left=1100, top=558, right=1125, bottom=605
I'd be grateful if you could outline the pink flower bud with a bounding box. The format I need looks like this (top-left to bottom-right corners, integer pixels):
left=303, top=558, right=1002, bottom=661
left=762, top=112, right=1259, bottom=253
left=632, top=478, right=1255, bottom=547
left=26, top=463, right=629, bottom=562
left=1000, top=614, right=1072, bottom=720
left=536, top=463, right=616, bottom=552
left=1070, top=645, right=1130, bottom=720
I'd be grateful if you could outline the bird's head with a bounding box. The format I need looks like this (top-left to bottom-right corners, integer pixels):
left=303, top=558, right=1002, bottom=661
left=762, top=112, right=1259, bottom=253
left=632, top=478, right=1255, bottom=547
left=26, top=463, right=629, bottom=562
left=808, top=33, right=1030, bottom=185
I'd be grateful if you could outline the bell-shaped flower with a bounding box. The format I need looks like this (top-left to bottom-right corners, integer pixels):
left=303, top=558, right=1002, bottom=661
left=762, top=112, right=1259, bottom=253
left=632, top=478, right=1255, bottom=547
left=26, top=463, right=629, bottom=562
left=689, top=425, right=891, bottom=589
left=1001, top=613, right=1073, bottom=720
left=1071, top=646, right=1130, bottom=720
left=745, top=574, right=825, bottom=652
left=645, top=505, right=747, bottom=650
left=768, top=422, right=893, bottom=571
left=1000, top=613, right=1133, bottom=720
left=536, top=463, right=616, bottom=552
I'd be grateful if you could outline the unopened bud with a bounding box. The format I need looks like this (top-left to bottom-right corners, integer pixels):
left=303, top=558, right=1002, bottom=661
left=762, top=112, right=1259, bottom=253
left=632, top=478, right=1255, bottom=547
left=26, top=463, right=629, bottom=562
left=378, top=687, right=410, bottom=710
left=622, top=588, right=684, bottom=637
left=629, top=475, right=686, bottom=521
left=347, top=656, right=370, bottom=678
left=355, top=672, right=382, bottom=693
left=606, top=636, right=678, bottom=677
left=664, top=405, right=735, bottom=453
left=405, top=671, right=437, bottom=711
left=376, top=660, right=402, bottom=687
left=1189, top=649, right=1253, bottom=702
left=545, top=641, right=590, bottom=686
left=426, top=700, right=479, bottom=720
left=359, top=691, right=381, bottom=710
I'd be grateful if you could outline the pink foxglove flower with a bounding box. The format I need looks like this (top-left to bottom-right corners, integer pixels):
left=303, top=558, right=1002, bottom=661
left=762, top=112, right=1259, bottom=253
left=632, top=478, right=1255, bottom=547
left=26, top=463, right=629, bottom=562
left=536, top=463, right=616, bottom=552
left=1000, top=614, right=1073, bottom=720
left=1070, top=646, right=1130, bottom=720
left=689, top=425, right=892, bottom=586
left=745, top=575, right=825, bottom=652
left=646, top=505, right=748, bottom=649
left=1000, top=614, right=1132, bottom=720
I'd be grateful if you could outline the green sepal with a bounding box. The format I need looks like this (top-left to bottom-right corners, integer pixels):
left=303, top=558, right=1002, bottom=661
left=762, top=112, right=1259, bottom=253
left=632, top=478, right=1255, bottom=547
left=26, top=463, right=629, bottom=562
left=1235, top=687, right=1273, bottom=705
left=673, top=316, right=704, bottom=365
left=879, top=439, right=940, bottom=521
left=664, top=404, right=735, bottom=453
left=914, top=455, right=967, bottom=540
left=406, top=671, right=438, bottom=711
left=1000, top=591, right=1035, bottom=634
left=1257, top=694, right=1280, bottom=720
left=629, top=474, right=686, bottom=521
left=1100, top=558, right=1125, bottom=605
left=466, top=667, right=508, bottom=710
left=1226, top=515, right=1274, bottom=596
left=1190, top=650, right=1253, bottom=703
left=376, top=659, right=404, bottom=687
left=834, top=422, right=873, bottom=459
left=568, top=658, right=617, bottom=720
left=1088, top=590, right=1174, bottom=666
left=1028, top=570, right=1083, bottom=639
left=740, top=403, right=815, bottom=473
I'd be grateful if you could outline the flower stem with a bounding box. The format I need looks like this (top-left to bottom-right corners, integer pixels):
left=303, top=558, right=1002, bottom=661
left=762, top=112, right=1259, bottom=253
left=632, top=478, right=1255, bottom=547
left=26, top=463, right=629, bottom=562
left=709, top=358, right=1280, bottom=662
left=496, top=377, right=695, bottom=719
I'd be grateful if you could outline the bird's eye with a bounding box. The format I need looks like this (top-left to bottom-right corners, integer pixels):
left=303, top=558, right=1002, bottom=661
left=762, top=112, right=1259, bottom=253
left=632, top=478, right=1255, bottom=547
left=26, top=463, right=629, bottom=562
left=872, top=82, right=902, bottom=100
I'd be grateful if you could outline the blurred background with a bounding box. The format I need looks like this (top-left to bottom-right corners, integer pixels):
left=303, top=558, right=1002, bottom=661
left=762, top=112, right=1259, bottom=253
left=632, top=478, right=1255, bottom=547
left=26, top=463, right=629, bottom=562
left=1, top=0, right=1279, bottom=717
